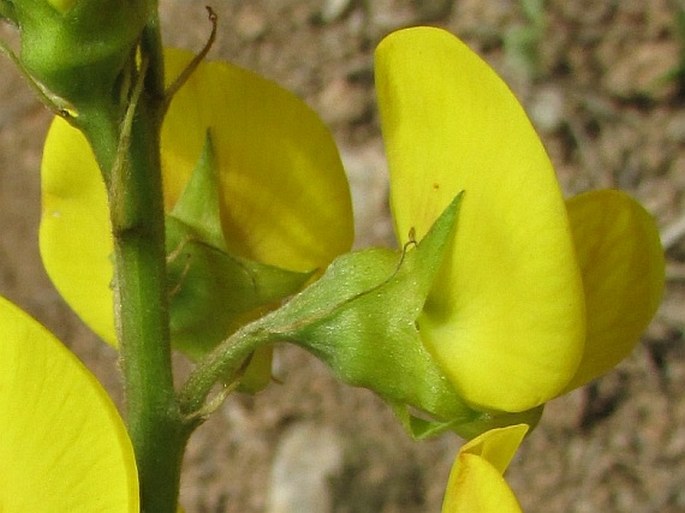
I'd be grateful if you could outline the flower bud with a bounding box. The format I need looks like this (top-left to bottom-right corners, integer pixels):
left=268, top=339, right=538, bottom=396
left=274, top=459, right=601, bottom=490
left=12, top=0, right=151, bottom=107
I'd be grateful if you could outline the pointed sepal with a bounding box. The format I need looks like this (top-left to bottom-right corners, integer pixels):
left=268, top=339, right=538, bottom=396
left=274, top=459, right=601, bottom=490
left=257, top=194, right=477, bottom=425
left=166, top=133, right=312, bottom=362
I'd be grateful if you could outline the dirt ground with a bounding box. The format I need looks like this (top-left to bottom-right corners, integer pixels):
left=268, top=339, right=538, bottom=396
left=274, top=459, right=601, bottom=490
left=1, top=1, right=685, bottom=512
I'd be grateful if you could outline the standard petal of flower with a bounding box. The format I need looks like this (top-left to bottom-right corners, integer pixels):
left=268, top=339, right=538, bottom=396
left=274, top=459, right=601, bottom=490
left=375, top=27, right=585, bottom=411
left=162, top=48, right=353, bottom=272
left=40, top=117, right=115, bottom=344
left=0, top=296, right=138, bottom=512
left=442, top=424, right=527, bottom=513
left=563, top=190, right=665, bottom=390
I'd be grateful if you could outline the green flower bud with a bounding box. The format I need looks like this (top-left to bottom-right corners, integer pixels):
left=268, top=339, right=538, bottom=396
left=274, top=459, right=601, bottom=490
left=11, top=0, right=152, bottom=107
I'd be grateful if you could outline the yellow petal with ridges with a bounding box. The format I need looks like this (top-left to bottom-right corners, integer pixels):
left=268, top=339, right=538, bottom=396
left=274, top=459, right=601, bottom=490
left=162, top=48, right=353, bottom=271
left=0, top=296, right=138, bottom=512
left=375, top=27, right=585, bottom=411
left=442, top=424, right=527, bottom=513
left=564, top=190, right=665, bottom=390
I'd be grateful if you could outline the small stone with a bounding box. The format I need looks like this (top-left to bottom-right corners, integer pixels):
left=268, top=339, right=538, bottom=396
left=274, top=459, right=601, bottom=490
left=528, top=86, right=566, bottom=134
left=268, top=422, right=344, bottom=513
left=320, top=0, right=352, bottom=23
left=317, top=77, right=368, bottom=125
left=236, top=5, right=267, bottom=41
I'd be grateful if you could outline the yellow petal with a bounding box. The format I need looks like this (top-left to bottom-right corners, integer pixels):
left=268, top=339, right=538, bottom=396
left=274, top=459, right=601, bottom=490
left=0, top=296, right=138, bottom=512
left=40, top=117, right=115, bottom=344
left=162, top=48, right=353, bottom=271
left=442, top=424, right=527, bottom=513
left=40, top=49, right=354, bottom=346
left=459, top=423, right=528, bottom=473
left=564, top=190, right=665, bottom=390
left=375, top=26, right=585, bottom=411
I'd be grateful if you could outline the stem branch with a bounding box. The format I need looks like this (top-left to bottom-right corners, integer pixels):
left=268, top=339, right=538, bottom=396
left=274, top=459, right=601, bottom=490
left=179, top=323, right=273, bottom=417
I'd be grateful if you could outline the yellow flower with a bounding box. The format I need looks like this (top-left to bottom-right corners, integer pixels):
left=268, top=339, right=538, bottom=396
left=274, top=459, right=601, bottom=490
left=375, top=27, right=664, bottom=412
left=0, top=295, right=138, bottom=512
left=40, top=48, right=353, bottom=350
left=442, top=425, right=527, bottom=513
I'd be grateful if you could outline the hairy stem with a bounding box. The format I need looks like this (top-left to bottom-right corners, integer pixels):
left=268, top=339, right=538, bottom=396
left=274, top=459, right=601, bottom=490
left=179, top=323, right=273, bottom=417
left=81, top=25, right=187, bottom=513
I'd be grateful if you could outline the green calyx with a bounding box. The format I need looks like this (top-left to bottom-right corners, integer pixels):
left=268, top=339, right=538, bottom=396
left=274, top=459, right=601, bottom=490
left=254, top=192, right=543, bottom=439
left=10, top=0, right=153, bottom=109
left=257, top=193, right=476, bottom=432
left=166, top=134, right=311, bottom=390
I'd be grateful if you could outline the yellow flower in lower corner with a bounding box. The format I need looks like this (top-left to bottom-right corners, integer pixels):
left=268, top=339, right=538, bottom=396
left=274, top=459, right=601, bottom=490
left=443, top=425, right=528, bottom=513
left=375, top=27, right=664, bottom=413
left=0, top=296, right=138, bottom=512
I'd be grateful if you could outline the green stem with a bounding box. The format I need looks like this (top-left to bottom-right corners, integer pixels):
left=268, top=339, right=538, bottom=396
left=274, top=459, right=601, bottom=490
left=114, top=109, right=186, bottom=513
left=80, top=33, right=187, bottom=513
left=179, top=323, right=272, bottom=417
left=140, top=9, right=165, bottom=101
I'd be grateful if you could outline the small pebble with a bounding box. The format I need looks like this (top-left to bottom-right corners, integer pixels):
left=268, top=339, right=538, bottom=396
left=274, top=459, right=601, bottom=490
left=529, top=86, right=566, bottom=134
left=236, top=5, right=268, bottom=41
left=320, top=0, right=352, bottom=23
left=268, top=422, right=344, bottom=513
left=317, top=77, right=368, bottom=125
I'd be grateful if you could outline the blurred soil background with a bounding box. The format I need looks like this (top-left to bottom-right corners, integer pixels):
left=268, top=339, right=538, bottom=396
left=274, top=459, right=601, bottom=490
left=2, top=1, right=685, bottom=512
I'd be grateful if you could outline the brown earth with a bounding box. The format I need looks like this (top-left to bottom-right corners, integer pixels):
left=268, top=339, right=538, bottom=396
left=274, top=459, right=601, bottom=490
left=1, top=1, right=684, bottom=512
